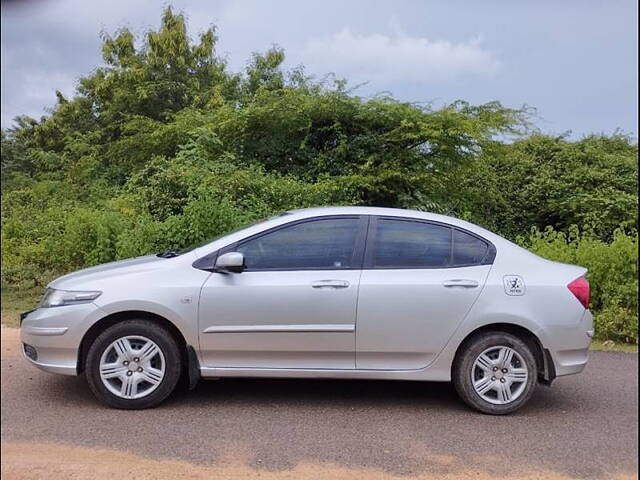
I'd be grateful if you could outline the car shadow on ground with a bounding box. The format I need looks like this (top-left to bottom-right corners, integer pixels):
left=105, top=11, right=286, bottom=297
left=34, top=370, right=579, bottom=415
left=185, top=376, right=464, bottom=408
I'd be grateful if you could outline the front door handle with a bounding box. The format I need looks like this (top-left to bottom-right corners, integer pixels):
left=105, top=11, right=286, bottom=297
left=442, top=279, right=479, bottom=288
left=312, top=280, right=350, bottom=289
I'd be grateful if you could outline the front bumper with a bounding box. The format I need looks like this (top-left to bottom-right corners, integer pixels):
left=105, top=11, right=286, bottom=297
left=20, top=303, right=103, bottom=376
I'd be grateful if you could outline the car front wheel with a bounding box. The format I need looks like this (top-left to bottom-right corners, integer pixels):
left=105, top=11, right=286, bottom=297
left=85, top=320, right=182, bottom=409
left=453, top=332, right=537, bottom=415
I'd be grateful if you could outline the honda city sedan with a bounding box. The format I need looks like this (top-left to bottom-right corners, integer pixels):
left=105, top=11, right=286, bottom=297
left=20, top=207, right=593, bottom=414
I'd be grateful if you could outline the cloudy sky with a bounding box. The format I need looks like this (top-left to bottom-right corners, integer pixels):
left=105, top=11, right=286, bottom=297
left=1, top=0, right=637, bottom=138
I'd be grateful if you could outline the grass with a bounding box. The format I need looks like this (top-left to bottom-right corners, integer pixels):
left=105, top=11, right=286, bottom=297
left=590, top=340, right=638, bottom=353
left=1, top=287, right=41, bottom=328
left=1, top=287, right=637, bottom=353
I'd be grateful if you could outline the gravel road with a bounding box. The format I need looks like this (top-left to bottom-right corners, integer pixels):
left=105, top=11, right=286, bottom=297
left=1, top=326, right=637, bottom=479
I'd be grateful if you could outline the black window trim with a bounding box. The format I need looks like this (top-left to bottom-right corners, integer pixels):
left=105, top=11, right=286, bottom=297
left=193, top=215, right=370, bottom=272
left=362, top=215, right=496, bottom=270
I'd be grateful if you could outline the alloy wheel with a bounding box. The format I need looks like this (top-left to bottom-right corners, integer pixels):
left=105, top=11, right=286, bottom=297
left=99, top=335, right=166, bottom=399
left=471, top=346, right=529, bottom=405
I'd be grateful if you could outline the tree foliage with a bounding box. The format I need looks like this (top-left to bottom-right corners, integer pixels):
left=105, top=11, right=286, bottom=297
left=439, top=134, right=638, bottom=240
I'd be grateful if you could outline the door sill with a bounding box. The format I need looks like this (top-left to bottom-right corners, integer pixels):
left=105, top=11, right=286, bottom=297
left=200, top=365, right=441, bottom=381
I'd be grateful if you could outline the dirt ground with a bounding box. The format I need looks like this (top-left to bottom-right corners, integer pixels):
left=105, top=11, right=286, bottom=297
left=3, top=442, right=633, bottom=480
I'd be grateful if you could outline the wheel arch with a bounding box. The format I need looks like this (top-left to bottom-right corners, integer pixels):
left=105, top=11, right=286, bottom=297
left=452, top=323, right=554, bottom=384
left=77, top=310, right=189, bottom=376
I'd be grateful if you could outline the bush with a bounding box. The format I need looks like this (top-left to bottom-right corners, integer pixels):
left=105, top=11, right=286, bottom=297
left=596, top=306, right=638, bottom=344
left=522, top=226, right=638, bottom=343
left=1, top=170, right=360, bottom=286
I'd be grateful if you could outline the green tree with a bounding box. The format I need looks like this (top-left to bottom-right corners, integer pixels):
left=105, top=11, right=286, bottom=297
left=436, top=134, right=638, bottom=240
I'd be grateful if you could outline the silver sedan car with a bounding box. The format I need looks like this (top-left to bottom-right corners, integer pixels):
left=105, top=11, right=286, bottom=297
left=20, top=207, right=593, bottom=414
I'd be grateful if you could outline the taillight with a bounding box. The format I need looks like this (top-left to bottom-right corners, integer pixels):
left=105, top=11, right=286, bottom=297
left=568, top=277, right=590, bottom=309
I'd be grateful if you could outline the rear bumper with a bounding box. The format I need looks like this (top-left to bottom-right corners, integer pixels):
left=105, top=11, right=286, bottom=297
left=547, top=309, right=593, bottom=377
left=551, top=348, right=590, bottom=376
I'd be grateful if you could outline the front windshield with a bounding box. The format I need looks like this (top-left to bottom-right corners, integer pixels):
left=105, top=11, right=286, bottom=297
left=175, top=212, right=291, bottom=255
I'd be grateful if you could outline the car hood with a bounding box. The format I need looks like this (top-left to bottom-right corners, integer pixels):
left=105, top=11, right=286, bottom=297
left=48, top=255, right=167, bottom=290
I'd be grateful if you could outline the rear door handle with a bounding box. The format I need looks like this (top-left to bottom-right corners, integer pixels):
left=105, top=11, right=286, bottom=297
left=312, top=280, right=350, bottom=289
left=442, top=279, right=479, bottom=288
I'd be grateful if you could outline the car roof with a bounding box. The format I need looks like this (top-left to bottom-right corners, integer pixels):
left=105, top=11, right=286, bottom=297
left=286, top=206, right=449, bottom=220
left=192, top=206, right=513, bottom=259
left=284, top=206, right=500, bottom=239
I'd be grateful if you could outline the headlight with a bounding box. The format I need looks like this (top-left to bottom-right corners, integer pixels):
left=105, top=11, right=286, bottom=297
left=39, top=288, right=102, bottom=308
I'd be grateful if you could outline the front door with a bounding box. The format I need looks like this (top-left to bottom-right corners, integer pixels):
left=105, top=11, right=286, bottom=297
left=198, top=216, right=367, bottom=369
left=356, top=217, right=492, bottom=369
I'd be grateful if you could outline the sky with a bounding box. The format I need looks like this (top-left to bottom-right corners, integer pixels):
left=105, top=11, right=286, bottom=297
left=1, top=0, right=638, bottom=138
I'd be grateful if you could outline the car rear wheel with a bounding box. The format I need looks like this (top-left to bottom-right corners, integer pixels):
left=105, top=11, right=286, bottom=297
left=453, top=332, right=537, bottom=415
left=86, top=320, right=181, bottom=409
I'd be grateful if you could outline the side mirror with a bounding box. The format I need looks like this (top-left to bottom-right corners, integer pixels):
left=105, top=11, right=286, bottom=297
left=215, top=252, right=245, bottom=273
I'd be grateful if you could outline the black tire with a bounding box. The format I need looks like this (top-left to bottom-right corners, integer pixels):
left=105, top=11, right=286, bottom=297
left=453, top=331, right=537, bottom=415
left=85, top=319, right=182, bottom=409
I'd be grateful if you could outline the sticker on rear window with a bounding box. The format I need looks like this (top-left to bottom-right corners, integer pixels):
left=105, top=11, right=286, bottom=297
left=503, top=275, right=525, bottom=296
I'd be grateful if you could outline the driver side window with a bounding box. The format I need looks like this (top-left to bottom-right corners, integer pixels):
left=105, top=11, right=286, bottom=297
left=236, top=218, right=361, bottom=270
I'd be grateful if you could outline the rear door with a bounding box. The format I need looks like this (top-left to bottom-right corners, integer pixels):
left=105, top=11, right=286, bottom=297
left=356, top=217, right=493, bottom=370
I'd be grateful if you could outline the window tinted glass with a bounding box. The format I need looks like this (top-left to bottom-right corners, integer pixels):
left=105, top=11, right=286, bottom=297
left=373, top=220, right=451, bottom=268
left=180, top=213, right=290, bottom=254
left=452, top=229, right=488, bottom=265
left=237, top=218, right=360, bottom=269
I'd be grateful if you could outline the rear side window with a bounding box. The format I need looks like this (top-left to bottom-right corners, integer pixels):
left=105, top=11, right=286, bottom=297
left=372, top=219, right=451, bottom=268
left=237, top=218, right=360, bottom=270
left=452, top=229, right=488, bottom=266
